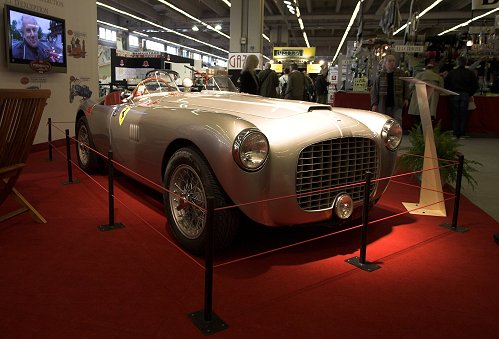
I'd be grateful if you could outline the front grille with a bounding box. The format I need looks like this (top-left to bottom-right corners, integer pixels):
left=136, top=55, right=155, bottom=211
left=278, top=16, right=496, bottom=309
left=296, top=137, right=378, bottom=211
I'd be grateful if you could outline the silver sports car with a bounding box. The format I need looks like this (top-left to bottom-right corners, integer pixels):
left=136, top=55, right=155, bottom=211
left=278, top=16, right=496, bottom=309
left=75, top=71, right=402, bottom=253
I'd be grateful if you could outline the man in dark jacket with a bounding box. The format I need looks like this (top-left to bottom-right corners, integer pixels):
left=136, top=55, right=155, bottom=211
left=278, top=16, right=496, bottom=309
left=370, top=54, right=409, bottom=123
left=315, top=68, right=329, bottom=104
left=444, top=56, right=479, bottom=138
left=258, top=62, right=279, bottom=98
left=285, top=63, right=305, bottom=100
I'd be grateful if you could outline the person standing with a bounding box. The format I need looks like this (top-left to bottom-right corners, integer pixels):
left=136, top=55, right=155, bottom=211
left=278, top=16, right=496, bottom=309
left=258, top=62, right=279, bottom=98
left=285, top=63, right=305, bottom=100
left=408, top=60, right=444, bottom=125
left=315, top=67, right=329, bottom=104
left=278, top=67, right=290, bottom=98
left=370, top=54, right=409, bottom=123
left=12, top=15, right=51, bottom=61
left=239, top=54, right=260, bottom=95
left=444, top=56, right=479, bottom=139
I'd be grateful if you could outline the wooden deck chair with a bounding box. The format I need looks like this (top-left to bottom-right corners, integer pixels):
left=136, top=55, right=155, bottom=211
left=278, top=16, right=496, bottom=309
left=0, top=89, right=51, bottom=223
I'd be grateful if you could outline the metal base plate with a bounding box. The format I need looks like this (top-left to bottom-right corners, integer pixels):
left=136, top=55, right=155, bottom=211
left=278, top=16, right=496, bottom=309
left=63, top=179, right=80, bottom=185
left=98, top=222, right=125, bottom=232
left=346, top=256, right=381, bottom=272
left=189, top=310, right=228, bottom=335
left=440, top=223, right=469, bottom=233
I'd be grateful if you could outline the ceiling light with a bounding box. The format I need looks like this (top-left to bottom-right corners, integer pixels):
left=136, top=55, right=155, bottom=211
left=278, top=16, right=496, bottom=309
left=466, top=40, right=474, bottom=47
left=439, top=7, right=499, bottom=35
left=96, top=2, right=228, bottom=54
left=192, top=25, right=199, bottom=31
left=215, top=24, right=222, bottom=30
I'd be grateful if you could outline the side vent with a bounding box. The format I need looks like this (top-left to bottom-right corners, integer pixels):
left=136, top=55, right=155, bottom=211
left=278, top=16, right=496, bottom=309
left=129, top=123, right=139, bottom=142
left=308, top=105, right=332, bottom=112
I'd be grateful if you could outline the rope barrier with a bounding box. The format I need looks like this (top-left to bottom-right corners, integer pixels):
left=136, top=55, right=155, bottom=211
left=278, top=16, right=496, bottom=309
left=47, top=119, right=464, bottom=270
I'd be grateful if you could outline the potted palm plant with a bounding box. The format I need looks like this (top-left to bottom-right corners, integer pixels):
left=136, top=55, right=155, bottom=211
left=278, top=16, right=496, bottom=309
left=398, top=123, right=482, bottom=190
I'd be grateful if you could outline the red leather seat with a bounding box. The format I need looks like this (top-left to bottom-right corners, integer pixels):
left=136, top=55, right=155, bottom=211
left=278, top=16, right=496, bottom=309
left=104, top=91, right=122, bottom=105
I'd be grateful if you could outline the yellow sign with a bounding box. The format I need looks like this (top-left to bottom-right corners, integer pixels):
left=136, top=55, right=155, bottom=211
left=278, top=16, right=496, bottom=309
left=306, top=63, right=322, bottom=74
left=352, top=77, right=368, bottom=92
left=119, top=106, right=132, bottom=125
left=273, top=47, right=316, bottom=61
left=271, top=63, right=283, bottom=73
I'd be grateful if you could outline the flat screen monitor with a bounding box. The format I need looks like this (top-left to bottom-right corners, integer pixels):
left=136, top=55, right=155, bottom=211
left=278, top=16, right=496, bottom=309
left=3, top=5, right=67, bottom=73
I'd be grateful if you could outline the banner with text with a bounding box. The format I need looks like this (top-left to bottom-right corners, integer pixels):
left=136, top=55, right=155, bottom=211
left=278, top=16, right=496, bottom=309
left=272, top=47, right=316, bottom=61
left=472, top=0, right=499, bottom=10
left=227, top=53, right=263, bottom=70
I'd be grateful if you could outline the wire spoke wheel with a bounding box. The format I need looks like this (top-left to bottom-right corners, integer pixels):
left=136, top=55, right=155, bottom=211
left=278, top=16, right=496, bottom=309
left=169, top=164, right=206, bottom=240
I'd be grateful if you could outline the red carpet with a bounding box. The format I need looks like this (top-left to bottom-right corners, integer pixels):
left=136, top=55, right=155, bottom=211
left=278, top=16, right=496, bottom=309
left=1, top=146, right=499, bottom=338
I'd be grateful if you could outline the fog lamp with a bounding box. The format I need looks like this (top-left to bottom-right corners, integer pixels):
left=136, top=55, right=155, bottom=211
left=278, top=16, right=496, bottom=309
left=334, top=193, right=353, bottom=219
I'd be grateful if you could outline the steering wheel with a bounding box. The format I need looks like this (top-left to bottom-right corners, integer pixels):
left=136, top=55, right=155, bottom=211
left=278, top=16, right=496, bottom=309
left=130, top=76, right=174, bottom=99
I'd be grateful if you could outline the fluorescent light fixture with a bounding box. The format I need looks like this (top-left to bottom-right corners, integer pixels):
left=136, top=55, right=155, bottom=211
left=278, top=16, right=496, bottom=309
left=262, top=33, right=270, bottom=42
left=298, top=18, right=304, bottom=30
left=303, top=31, right=310, bottom=48
left=96, top=2, right=229, bottom=55
left=97, top=20, right=128, bottom=31
left=157, top=0, right=230, bottom=39
left=132, top=30, right=149, bottom=37
left=438, top=7, right=499, bottom=36
left=394, top=0, right=443, bottom=35
left=284, top=1, right=291, bottom=4
left=151, top=36, right=227, bottom=60
left=332, top=0, right=361, bottom=63
left=192, top=25, right=199, bottom=31
left=222, top=0, right=231, bottom=7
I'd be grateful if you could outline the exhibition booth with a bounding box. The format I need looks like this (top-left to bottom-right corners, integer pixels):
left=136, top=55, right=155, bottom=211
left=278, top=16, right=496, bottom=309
left=333, top=91, right=499, bottom=136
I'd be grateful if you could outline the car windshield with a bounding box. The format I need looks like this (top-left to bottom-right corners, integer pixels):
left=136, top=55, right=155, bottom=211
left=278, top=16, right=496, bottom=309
left=130, top=71, right=180, bottom=100
left=205, top=75, right=238, bottom=92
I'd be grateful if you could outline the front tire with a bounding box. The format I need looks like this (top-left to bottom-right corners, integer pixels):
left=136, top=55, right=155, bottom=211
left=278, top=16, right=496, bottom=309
left=76, top=116, right=102, bottom=173
left=164, top=147, right=239, bottom=254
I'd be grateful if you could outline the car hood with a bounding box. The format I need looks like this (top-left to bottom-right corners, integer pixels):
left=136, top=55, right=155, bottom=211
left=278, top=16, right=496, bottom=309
left=176, top=91, right=380, bottom=138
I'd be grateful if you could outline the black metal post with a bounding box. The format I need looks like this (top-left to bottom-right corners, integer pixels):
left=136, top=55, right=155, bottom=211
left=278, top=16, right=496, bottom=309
left=62, top=129, right=80, bottom=185
left=48, top=118, right=52, bottom=161
left=441, top=154, right=468, bottom=232
left=359, top=171, right=372, bottom=265
left=98, top=149, right=124, bottom=231
left=451, top=154, right=464, bottom=229
left=204, top=196, right=214, bottom=322
left=189, top=196, right=227, bottom=334
left=108, top=150, right=115, bottom=226
left=345, top=171, right=381, bottom=272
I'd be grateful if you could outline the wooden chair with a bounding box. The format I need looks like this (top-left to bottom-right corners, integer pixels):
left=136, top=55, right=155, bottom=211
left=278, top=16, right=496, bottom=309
left=0, top=89, right=51, bottom=223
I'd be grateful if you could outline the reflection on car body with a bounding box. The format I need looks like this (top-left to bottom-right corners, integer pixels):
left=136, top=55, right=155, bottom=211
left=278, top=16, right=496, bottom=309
left=75, top=71, right=402, bottom=253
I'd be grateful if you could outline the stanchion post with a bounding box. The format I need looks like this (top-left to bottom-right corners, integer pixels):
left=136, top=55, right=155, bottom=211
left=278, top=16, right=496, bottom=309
left=189, top=196, right=228, bottom=335
left=98, top=149, right=124, bottom=231
left=359, top=171, right=372, bottom=265
left=63, top=129, right=79, bottom=185
left=48, top=118, right=52, bottom=161
left=441, top=154, right=469, bottom=232
left=345, top=171, right=381, bottom=272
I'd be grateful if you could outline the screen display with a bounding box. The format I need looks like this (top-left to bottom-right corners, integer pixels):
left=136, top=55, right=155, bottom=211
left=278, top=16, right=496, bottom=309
left=4, top=5, right=66, bottom=73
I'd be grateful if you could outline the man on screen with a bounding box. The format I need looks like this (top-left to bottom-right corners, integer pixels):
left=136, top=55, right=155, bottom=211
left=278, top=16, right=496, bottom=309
left=12, top=15, right=58, bottom=62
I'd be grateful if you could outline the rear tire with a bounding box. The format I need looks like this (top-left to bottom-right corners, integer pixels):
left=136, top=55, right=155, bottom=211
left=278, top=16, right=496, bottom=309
left=75, top=116, right=102, bottom=173
left=164, top=147, right=239, bottom=254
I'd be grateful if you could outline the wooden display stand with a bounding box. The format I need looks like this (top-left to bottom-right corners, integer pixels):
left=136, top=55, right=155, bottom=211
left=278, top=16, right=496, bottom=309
left=400, top=77, right=458, bottom=216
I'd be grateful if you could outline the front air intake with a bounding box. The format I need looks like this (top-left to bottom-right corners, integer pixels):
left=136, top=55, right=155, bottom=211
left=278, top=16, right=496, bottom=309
left=296, top=137, right=378, bottom=211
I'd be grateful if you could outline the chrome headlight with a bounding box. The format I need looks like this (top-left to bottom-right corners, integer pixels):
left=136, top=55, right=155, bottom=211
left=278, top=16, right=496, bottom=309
left=381, top=119, right=402, bottom=151
left=334, top=193, right=353, bottom=219
left=232, top=128, right=269, bottom=171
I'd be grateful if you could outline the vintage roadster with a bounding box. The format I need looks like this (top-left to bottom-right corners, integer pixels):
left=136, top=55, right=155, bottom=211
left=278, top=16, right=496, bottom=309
left=75, top=71, right=402, bottom=253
